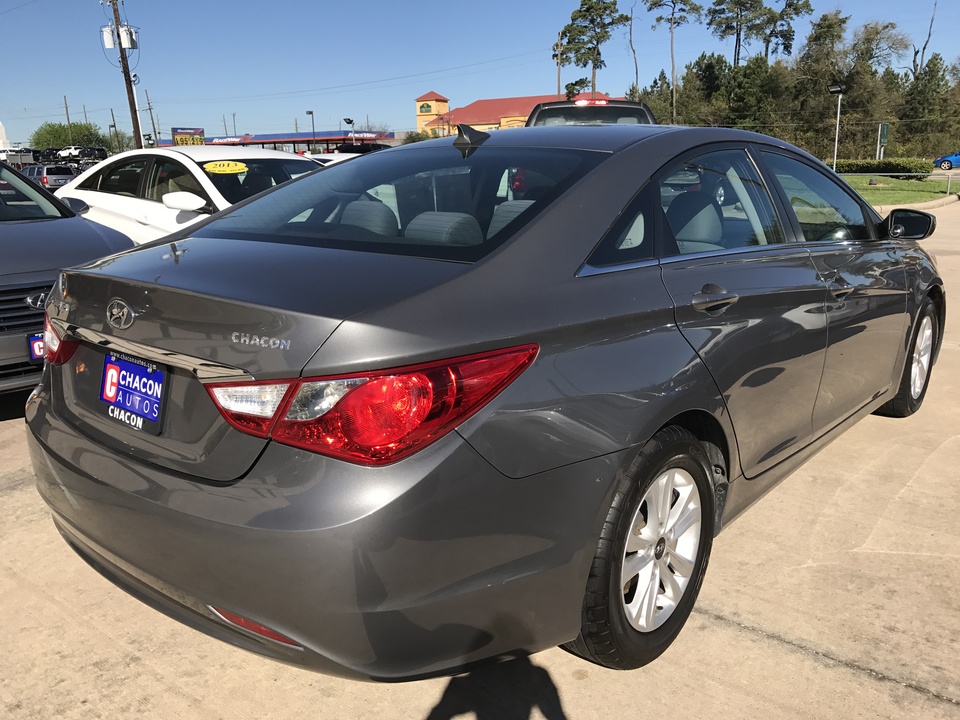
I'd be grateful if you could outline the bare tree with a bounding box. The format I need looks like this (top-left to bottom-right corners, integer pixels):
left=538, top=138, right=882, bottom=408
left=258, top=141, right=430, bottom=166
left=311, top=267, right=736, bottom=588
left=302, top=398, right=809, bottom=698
left=644, top=0, right=703, bottom=121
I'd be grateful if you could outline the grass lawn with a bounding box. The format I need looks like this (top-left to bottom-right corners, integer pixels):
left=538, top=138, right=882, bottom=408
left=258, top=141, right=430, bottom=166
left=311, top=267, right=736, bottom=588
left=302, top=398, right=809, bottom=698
left=842, top=174, right=957, bottom=206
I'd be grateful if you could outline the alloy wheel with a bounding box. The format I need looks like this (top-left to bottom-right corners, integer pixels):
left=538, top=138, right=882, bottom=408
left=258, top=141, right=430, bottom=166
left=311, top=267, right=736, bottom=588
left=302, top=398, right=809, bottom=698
left=620, top=467, right=702, bottom=632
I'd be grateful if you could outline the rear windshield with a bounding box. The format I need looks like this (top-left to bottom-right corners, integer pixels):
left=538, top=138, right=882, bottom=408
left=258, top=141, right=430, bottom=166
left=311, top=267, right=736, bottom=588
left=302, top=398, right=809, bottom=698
left=49, top=166, right=74, bottom=174
left=200, top=158, right=319, bottom=204
left=194, top=145, right=605, bottom=262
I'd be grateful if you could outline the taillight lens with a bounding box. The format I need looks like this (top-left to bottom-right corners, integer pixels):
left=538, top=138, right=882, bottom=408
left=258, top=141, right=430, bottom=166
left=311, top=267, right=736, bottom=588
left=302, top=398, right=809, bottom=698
left=206, top=345, right=538, bottom=465
left=43, top=314, right=79, bottom=364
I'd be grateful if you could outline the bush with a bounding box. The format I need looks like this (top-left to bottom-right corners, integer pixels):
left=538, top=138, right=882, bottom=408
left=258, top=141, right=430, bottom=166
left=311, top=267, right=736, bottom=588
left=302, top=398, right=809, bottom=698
left=833, top=158, right=932, bottom=179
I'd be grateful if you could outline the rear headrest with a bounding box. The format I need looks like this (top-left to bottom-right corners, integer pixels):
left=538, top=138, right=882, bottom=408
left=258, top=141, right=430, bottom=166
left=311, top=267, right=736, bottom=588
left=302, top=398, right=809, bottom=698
left=340, top=200, right=398, bottom=236
left=404, top=211, right=483, bottom=246
left=487, top=200, right=535, bottom=238
left=666, top=191, right=722, bottom=244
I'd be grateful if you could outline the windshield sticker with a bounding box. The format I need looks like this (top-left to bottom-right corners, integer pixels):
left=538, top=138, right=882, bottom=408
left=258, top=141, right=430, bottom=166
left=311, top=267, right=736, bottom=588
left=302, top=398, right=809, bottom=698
left=203, top=161, right=248, bottom=175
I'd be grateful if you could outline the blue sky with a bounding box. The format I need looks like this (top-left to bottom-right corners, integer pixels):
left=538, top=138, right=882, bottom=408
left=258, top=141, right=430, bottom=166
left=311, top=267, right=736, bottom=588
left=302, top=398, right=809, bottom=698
left=1, top=0, right=957, bottom=146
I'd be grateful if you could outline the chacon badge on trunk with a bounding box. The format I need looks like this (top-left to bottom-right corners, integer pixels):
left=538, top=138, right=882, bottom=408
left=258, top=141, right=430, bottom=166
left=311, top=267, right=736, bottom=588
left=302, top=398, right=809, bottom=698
left=106, top=298, right=137, bottom=330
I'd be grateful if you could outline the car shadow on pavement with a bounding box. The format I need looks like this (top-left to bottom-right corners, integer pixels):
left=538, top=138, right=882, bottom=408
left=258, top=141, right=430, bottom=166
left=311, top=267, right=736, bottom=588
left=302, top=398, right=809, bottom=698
left=424, top=655, right=569, bottom=720
left=0, top=389, right=30, bottom=421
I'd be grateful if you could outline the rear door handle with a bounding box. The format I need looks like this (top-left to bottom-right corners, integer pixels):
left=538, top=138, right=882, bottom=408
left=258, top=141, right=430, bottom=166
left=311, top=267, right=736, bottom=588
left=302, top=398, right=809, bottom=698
left=692, top=285, right=740, bottom=313
left=829, top=281, right=854, bottom=300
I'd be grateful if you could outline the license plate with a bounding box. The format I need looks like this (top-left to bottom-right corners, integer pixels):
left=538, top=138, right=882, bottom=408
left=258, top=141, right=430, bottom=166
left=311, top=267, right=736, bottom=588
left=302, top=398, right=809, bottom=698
left=99, top=353, right=167, bottom=435
left=27, top=332, right=44, bottom=364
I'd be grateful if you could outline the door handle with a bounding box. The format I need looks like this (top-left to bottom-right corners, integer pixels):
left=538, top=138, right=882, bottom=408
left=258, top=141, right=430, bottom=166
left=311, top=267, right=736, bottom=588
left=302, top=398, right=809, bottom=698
left=692, top=285, right=740, bottom=313
left=829, top=281, right=854, bottom=300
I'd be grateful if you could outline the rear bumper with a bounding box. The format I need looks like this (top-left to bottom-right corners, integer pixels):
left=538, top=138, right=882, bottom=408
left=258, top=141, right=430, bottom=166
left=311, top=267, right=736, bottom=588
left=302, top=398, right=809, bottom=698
left=26, top=385, right=623, bottom=681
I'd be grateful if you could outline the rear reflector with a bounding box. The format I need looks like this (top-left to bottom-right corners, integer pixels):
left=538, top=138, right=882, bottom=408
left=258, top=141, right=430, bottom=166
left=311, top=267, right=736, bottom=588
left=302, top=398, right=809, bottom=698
left=209, top=606, right=302, bottom=649
left=205, top=345, right=538, bottom=465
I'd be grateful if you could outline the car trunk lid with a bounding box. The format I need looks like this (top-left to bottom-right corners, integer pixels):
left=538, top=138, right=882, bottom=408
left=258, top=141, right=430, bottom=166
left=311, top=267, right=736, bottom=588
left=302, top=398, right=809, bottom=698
left=46, top=235, right=469, bottom=482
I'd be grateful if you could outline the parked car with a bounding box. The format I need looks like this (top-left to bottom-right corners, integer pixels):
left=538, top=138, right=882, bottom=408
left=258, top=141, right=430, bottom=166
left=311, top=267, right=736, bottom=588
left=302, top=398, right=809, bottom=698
left=39, top=148, right=61, bottom=162
left=79, top=146, right=109, bottom=162
left=57, top=145, right=83, bottom=159
left=307, top=152, right=357, bottom=166
left=22, top=164, right=76, bottom=190
left=525, top=98, right=658, bottom=126
left=933, top=150, right=960, bottom=170
left=0, top=162, right=133, bottom=395
left=27, top=124, right=943, bottom=681
left=55, top=146, right=319, bottom=243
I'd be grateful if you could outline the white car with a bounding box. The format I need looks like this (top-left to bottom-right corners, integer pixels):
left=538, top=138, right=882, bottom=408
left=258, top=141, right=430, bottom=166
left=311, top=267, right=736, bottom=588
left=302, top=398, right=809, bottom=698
left=307, top=152, right=357, bottom=166
left=55, top=146, right=320, bottom=244
left=57, top=146, right=83, bottom=159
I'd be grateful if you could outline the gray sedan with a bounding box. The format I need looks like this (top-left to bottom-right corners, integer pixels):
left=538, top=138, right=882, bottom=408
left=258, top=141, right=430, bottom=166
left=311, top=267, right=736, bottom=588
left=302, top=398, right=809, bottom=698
left=0, top=162, right=133, bottom=395
left=26, top=125, right=944, bottom=680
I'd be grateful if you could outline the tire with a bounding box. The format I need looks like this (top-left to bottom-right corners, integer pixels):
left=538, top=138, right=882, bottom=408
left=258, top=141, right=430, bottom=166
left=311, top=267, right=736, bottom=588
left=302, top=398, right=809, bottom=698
left=939, top=160, right=953, bottom=171
left=876, top=297, right=938, bottom=418
left=565, top=426, right=714, bottom=669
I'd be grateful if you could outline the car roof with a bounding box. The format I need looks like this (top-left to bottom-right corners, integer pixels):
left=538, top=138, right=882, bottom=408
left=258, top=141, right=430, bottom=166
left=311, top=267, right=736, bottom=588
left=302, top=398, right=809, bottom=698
left=399, top=124, right=797, bottom=155
left=105, top=145, right=308, bottom=163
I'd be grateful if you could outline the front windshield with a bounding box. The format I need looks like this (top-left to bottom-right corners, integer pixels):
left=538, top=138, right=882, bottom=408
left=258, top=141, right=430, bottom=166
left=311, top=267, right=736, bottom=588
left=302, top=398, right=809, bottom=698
left=199, top=157, right=319, bottom=204
left=0, top=164, right=66, bottom=221
left=194, top=144, right=605, bottom=262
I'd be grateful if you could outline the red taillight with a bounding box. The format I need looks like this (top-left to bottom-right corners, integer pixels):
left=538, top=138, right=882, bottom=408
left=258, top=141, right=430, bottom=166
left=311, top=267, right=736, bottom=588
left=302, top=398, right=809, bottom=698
left=206, top=345, right=538, bottom=465
left=41, top=176, right=49, bottom=186
left=43, top=314, right=79, bottom=364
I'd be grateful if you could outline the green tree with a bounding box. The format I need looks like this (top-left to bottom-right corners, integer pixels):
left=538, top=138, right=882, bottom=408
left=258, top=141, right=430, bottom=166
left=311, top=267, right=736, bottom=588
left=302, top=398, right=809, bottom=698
left=560, top=0, right=632, bottom=97
left=900, top=53, right=955, bottom=155
left=30, top=122, right=110, bottom=150
left=706, top=0, right=765, bottom=67
left=402, top=131, right=432, bottom=144
left=747, top=0, right=812, bottom=60
left=643, top=0, right=703, bottom=122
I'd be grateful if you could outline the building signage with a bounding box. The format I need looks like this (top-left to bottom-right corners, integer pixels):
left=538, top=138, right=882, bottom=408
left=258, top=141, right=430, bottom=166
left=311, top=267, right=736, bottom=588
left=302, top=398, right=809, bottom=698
left=171, top=127, right=205, bottom=146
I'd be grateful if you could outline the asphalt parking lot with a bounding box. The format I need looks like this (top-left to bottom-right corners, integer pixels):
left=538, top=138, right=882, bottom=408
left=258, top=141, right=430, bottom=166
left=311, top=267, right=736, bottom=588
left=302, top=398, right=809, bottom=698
left=2, top=201, right=959, bottom=720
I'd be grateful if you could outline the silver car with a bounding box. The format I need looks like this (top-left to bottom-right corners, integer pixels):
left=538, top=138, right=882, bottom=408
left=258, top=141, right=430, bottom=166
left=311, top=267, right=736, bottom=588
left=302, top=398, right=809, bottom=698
left=27, top=124, right=944, bottom=681
left=22, top=164, right=76, bottom=190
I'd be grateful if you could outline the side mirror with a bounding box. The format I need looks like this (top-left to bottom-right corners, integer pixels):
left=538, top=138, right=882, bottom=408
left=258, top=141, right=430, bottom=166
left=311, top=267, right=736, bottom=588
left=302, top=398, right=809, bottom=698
left=60, top=196, right=89, bottom=215
left=162, top=191, right=209, bottom=213
left=880, top=208, right=937, bottom=241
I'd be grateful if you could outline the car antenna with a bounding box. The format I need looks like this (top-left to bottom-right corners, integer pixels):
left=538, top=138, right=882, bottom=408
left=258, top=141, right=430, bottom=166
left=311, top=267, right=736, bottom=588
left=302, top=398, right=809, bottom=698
left=453, top=124, right=490, bottom=159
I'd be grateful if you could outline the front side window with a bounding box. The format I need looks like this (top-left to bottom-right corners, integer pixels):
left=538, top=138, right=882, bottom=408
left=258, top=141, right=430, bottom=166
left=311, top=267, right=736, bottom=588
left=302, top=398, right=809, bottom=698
left=194, top=146, right=605, bottom=262
left=659, top=149, right=785, bottom=256
left=759, top=151, right=870, bottom=243
left=146, top=160, right=207, bottom=203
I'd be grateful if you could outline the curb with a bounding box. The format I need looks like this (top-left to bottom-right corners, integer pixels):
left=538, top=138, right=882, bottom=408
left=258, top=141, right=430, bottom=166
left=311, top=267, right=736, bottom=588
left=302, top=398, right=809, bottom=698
left=873, top=193, right=959, bottom=215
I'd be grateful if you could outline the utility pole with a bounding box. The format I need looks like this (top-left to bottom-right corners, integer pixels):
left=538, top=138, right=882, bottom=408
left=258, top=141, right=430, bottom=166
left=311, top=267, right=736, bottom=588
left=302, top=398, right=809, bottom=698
left=64, top=96, right=73, bottom=143
left=556, top=32, right=563, bottom=100
left=145, top=90, right=159, bottom=145
left=110, top=108, right=121, bottom=151
left=83, top=105, right=89, bottom=123
left=222, top=115, right=228, bottom=134
left=105, top=0, right=143, bottom=148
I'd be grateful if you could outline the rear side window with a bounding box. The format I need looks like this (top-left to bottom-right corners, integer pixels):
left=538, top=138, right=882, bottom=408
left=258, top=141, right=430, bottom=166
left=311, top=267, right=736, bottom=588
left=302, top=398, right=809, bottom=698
left=195, top=145, right=606, bottom=262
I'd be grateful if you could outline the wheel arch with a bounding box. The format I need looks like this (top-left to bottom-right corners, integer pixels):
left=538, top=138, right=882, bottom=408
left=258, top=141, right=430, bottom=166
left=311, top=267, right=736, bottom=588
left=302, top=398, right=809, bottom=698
left=653, top=409, right=732, bottom=534
left=926, top=283, right=946, bottom=365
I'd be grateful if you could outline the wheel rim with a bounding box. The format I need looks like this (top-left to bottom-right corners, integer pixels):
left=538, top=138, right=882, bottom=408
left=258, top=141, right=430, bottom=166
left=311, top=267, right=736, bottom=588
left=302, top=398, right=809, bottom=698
left=910, top=315, right=934, bottom=399
left=941, top=161, right=952, bottom=170
left=715, top=185, right=725, bottom=205
left=621, top=467, right=702, bottom=632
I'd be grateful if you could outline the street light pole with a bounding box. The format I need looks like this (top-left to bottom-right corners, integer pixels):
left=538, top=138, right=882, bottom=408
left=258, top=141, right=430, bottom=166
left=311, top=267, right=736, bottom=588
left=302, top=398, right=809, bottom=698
left=306, top=110, right=315, bottom=152
left=343, top=117, right=355, bottom=145
left=828, top=83, right=845, bottom=172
